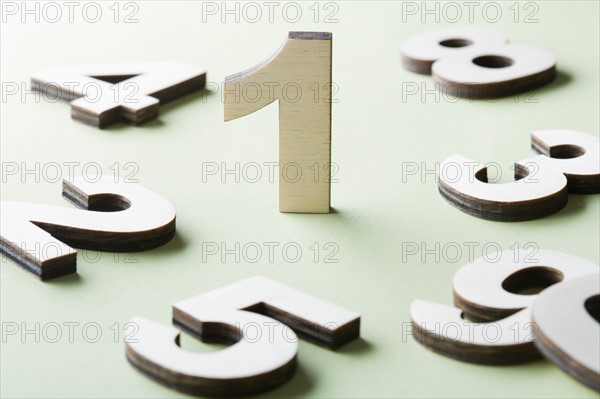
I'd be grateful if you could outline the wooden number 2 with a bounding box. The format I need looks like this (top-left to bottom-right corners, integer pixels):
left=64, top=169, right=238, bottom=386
left=410, top=250, right=598, bottom=364
left=400, top=26, right=556, bottom=98
left=126, top=276, right=360, bottom=396
left=1, top=177, right=176, bottom=280
left=32, top=62, right=206, bottom=128
left=532, top=274, right=600, bottom=392
left=439, top=130, right=599, bottom=221
left=224, top=32, right=332, bottom=213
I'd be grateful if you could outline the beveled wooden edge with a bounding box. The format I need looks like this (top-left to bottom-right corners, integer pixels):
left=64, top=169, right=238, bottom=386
left=438, top=174, right=568, bottom=222
left=289, top=31, right=332, bottom=40
left=224, top=40, right=286, bottom=85
left=173, top=303, right=360, bottom=351
left=71, top=103, right=159, bottom=129
left=453, top=291, right=522, bottom=323
left=531, top=134, right=600, bottom=194
left=224, top=31, right=332, bottom=85
left=60, top=180, right=177, bottom=252
left=0, top=239, right=76, bottom=281
left=400, top=55, right=434, bottom=75
left=433, top=65, right=556, bottom=99
left=533, top=327, right=600, bottom=392
left=126, top=344, right=297, bottom=397
left=411, top=321, right=541, bottom=365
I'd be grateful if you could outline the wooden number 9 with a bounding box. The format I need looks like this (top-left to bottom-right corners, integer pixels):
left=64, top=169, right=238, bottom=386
left=410, top=250, right=598, bottom=364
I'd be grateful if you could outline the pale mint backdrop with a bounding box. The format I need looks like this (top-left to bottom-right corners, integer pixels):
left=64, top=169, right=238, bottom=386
left=1, top=1, right=599, bottom=398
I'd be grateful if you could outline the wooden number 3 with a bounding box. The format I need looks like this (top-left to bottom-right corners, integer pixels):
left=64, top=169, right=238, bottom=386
left=126, top=276, right=360, bottom=396
left=439, top=130, right=600, bottom=221
left=0, top=177, right=176, bottom=280
left=224, top=32, right=332, bottom=214
left=400, top=26, right=556, bottom=98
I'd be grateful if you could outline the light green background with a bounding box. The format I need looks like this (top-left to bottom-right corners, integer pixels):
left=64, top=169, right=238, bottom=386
left=1, top=1, right=599, bottom=398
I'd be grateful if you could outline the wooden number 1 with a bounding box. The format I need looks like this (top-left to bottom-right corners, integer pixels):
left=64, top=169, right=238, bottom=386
left=224, top=32, right=332, bottom=213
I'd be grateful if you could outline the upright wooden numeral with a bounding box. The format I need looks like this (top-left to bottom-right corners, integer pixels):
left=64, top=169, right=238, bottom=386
left=439, top=130, right=599, bottom=221
left=224, top=32, right=332, bottom=213
left=410, top=250, right=598, bottom=364
left=532, top=274, right=600, bottom=392
left=126, top=276, right=360, bottom=396
left=32, top=62, right=206, bottom=128
left=400, top=27, right=556, bottom=98
left=1, top=177, right=176, bottom=280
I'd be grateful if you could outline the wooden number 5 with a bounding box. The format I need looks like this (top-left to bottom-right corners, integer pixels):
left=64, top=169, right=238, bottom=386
left=224, top=32, right=332, bottom=213
left=126, top=276, right=360, bottom=396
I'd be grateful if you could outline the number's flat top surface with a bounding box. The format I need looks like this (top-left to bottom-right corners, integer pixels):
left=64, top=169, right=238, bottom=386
left=453, top=250, right=599, bottom=310
left=400, top=26, right=508, bottom=61
left=440, top=154, right=567, bottom=202
left=432, top=43, right=556, bottom=84
left=1, top=2, right=599, bottom=398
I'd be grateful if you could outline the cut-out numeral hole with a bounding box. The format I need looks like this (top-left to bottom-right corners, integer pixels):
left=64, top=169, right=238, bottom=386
left=439, top=38, right=472, bottom=48
left=502, top=266, right=564, bottom=295
left=472, top=55, right=514, bottom=68
left=177, top=330, right=233, bottom=353
left=548, top=144, right=586, bottom=159
left=87, top=194, right=132, bottom=212
left=474, top=165, right=530, bottom=184
left=89, top=74, right=139, bottom=84
left=584, top=295, right=600, bottom=323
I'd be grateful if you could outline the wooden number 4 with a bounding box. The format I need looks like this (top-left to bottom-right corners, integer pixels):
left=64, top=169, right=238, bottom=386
left=32, top=62, right=206, bottom=128
left=224, top=32, right=332, bottom=213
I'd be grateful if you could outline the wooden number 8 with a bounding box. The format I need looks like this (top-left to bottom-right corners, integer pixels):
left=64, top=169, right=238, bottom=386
left=400, top=27, right=556, bottom=98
